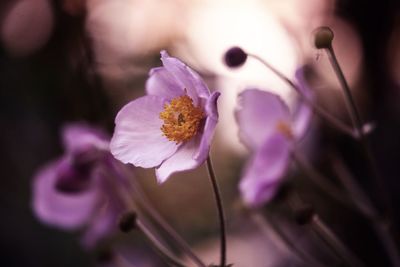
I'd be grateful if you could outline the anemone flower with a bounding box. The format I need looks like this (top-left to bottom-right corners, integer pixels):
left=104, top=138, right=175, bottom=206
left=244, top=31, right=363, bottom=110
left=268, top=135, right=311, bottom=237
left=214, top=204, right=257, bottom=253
left=110, top=51, right=220, bottom=183
left=235, top=70, right=312, bottom=207
left=32, top=123, right=129, bottom=248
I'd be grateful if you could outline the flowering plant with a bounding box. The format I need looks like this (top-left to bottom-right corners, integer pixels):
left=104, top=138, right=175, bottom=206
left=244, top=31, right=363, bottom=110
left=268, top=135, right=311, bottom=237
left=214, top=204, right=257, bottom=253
left=110, top=51, right=220, bottom=183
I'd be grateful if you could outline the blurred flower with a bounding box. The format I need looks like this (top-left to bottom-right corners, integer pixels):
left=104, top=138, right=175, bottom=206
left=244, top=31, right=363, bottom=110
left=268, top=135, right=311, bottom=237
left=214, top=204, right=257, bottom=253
left=32, top=123, right=130, bottom=248
left=236, top=70, right=312, bottom=207
left=111, top=51, right=220, bottom=183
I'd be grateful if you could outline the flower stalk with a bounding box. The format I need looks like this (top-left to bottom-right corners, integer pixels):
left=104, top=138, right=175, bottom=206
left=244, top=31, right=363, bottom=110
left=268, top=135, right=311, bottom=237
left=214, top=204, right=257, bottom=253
left=322, top=40, right=400, bottom=266
left=109, top=163, right=207, bottom=267
left=249, top=210, right=326, bottom=267
left=136, top=218, right=189, bottom=267
left=288, top=194, right=364, bottom=267
left=206, top=155, right=227, bottom=267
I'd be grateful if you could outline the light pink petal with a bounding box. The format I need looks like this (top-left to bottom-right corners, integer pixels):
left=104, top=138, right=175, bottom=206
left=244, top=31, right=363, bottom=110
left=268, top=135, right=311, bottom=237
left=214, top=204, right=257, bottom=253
left=80, top=197, right=119, bottom=249
left=292, top=102, right=312, bottom=139
left=155, top=136, right=202, bottom=183
left=194, top=91, right=220, bottom=162
left=110, top=95, right=178, bottom=168
left=239, top=134, right=291, bottom=207
left=32, top=158, right=99, bottom=229
left=292, top=68, right=313, bottom=138
left=235, top=89, right=291, bottom=151
left=62, top=123, right=109, bottom=153
left=160, top=50, right=210, bottom=106
left=146, top=67, right=184, bottom=100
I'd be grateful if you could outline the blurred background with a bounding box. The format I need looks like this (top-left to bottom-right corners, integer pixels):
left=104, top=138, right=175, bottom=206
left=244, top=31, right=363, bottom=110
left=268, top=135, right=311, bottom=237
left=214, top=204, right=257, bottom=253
left=1, top=0, right=400, bottom=266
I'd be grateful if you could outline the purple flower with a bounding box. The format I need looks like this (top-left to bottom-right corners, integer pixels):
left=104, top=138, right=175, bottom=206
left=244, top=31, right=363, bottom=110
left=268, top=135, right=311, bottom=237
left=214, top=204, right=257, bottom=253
left=235, top=70, right=312, bottom=207
left=32, top=123, right=129, bottom=248
left=110, top=51, right=220, bottom=183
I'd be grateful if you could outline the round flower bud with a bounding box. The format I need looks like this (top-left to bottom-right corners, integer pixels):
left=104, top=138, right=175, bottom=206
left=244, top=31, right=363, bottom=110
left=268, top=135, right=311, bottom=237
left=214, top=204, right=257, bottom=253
left=118, top=211, right=137, bottom=232
left=294, top=205, right=315, bottom=225
left=313, top=27, right=334, bottom=49
left=224, top=46, right=248, bottom=68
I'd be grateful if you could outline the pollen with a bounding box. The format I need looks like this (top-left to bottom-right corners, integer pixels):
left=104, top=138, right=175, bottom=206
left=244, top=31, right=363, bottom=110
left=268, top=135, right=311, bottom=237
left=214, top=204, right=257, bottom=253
left=160, top=95, right=204, bottom=143
left=276, top=120, right=293, bottom=139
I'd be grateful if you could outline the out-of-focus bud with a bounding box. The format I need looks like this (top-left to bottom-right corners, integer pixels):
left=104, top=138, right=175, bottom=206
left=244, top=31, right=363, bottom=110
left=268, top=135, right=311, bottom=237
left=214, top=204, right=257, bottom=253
left=224, top=46, right=248, bottom=68
left=313, top=26, right=334, bottom=49
left=294, top=205, right=315, bottom=225
left=118, top=211, right=137, bottom=233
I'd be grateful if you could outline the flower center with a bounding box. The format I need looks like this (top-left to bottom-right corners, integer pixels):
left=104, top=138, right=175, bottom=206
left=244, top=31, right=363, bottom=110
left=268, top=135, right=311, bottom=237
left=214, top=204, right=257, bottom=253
left=276, top=120, right=293, bottom=139
left=159, top=95, right=204, bottom=143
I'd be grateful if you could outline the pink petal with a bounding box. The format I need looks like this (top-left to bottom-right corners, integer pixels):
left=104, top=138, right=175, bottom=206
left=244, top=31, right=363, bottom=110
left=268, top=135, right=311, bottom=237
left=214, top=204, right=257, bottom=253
left=292, top=69, right=313, bottom=138
left=62, top=123, right=109, bottom=153
left=146, top=67, right=184, bottom=100
left=80, top=197, right=119, bottom=249
left=160, top=50, right=210, bottom=106
left=32, top=158, right=99, bottom=229
left=110, top=95, right=178, bottom=168
left=194, top=91, right=220, bottom=162
left=239, top=134, right=290, bottom=207
left=292, top=102, right=312, bottom=139
left=235, top=89, right=291, bottom=151
left=155, top=136, right=202, bottom=183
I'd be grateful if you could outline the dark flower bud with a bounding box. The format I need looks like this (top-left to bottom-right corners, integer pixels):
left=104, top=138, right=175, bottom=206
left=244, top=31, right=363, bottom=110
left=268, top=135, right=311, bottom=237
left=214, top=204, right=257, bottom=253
left=313, top=26, right=334, bottom=49
left=294, top=205, right=315, bottom=225
left=224, top=47, right=247, bottom=68
left=118, top=211, right=137, bottom=232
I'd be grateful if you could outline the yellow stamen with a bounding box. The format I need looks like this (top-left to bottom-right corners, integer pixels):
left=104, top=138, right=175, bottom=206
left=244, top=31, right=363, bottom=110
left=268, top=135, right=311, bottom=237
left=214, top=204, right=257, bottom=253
left=160, top=95, right=204, bottom=143
left=276, top=120, right=293, bottom=139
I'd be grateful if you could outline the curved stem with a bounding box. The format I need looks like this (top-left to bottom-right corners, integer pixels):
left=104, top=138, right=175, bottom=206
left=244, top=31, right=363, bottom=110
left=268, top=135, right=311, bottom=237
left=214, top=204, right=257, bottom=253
left=247, top=53, right=356, bottom=138
left=311, top=215, right=364, bottom=267
left=291, top=151, right=356, bottom=209
left=249, top=211, right=326, bottom=267
left=137, top=219, right=189, bottom=267
left=325, top=46, right=400, bottom=266
left=111, top=163, right=207, bottom=267
left=325, top=46, right=392, bottom=213
left=332, top=157, right=400, bottom=267
left=288, top=194, right=364, bottom=267
left=206, top=155, right=227, bottom=267
left=130, top=177, right=207, bottom=267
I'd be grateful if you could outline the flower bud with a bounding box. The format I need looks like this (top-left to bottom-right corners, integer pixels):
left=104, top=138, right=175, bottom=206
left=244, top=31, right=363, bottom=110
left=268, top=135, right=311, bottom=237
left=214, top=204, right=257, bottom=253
left=313, top=27, right=334, bottom=49
left=224, top=47, right=247, bottom=68
left=294, top=205, right=315, bottom=225
left=118, top=211, right=137, bottom=232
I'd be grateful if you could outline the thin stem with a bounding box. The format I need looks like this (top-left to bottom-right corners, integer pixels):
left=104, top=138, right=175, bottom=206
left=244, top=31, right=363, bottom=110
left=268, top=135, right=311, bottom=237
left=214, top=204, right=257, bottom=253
left=249, top=211, right=326, bottom=267
left=111, top=163, right=207, bottom=267
left=311, top=215, right=364, bottom=267
left=288, top=194, right=364, bottom=267
left=294, top=152, right=400, bottom=266
left=332, top=157, right=400, bottom=266
left=325, top=46, right=391, bottom=212
left=137, top=219, right=189, bottom=267
left=206, top=155, right=227, bottom=267
left=331, top=157, right=377, bottom=219
left=131, top=179, right=207, bottom=267
left=325, top=46, right=400, bottom=266
left=291, top=151, right=355, bottom=209
left=325, top=47, right=363, bottom=134
left=247, top=53, right=356, bottom=138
